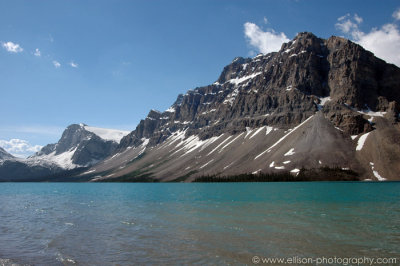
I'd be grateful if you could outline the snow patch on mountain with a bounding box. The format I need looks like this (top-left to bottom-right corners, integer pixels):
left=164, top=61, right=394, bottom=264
left=356, top=132, right=370, bottom=151
left=284, top=148, right=295, bottom=156
left=369, top=162, right=386, bottom=181
left=200, top=159, right=214, bottom=169
left=255, top=115, right=314, bottom=160
left=227, top=72, right=262, bottom=85
left=32, top=147, right=78, bottom=169
left=165, top=106, right=176, bottom=113
left=316, top=96, right=331, bottom=110
left=207, top=135, right=233, bottom=156
left=219, top=133, right=244, bottom=153
left=290, top=168, right=300, bottom=175
left=249, top=127, right=265, bottom=139
left=357, top=107, right=386, bottom=117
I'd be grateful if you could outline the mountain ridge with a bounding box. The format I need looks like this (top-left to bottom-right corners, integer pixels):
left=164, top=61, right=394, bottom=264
left=0, top=124, right=129, bottom=181
left=117, top=32, right=399, bottom=149
left=78, top=32, right=400, bottom=181
left=1, top=32, right=399, bottom=181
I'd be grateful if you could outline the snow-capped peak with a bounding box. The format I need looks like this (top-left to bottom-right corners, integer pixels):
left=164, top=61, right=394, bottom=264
left=83, top=125, right=130, bottom=143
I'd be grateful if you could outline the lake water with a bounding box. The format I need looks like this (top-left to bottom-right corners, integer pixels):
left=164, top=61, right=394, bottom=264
left=0, top=182, right=399, bottom=265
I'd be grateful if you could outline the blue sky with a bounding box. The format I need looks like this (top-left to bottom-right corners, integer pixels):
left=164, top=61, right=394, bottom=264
left=1, top=0, right=400, bottom=157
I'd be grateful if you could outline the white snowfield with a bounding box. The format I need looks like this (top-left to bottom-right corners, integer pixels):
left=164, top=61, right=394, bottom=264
left=356, top=132, right=370, bottom=151
left=83, top=125, right=130, bottom=143
left=35, top=148, right=78, bottom=169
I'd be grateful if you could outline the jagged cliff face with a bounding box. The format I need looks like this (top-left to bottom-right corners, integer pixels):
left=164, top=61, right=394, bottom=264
left=84, top=32, right=400, bottom=182
left=119, top=32, right=400, bottom=148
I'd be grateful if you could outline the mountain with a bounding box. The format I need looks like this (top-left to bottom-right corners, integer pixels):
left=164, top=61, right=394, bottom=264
left=79, top=32, right=400, bottom=182
left=2, top=32, right=400, bottom=182
left=0, top=124, right=129, bottom=181
left=33, top=123, right=129, bottom=168
left=0, top=147, right=14, bottom=160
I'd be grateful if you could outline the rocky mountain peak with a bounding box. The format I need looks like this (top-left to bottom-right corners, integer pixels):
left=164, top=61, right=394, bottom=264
left=282, top=32, right=323, bottom=52
left=147, top=109, right=162, bottom=120
left=55, top=124, right=92, bottom=154
left=216, top=56, right=252, bottom=84
left=33, top=123, right=128, bottom=168
left=117, top=32, right=400, bottom=153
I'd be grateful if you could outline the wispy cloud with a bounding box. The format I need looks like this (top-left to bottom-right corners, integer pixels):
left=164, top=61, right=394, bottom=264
left=244, top=20, right=289, bottom=55
left=2, top=41, right=23, bottom=53
left=69, top=61, right=78, bottom=68
left=335, top=10, right=400, bottom=67
left=34, top=48, right=41, bottom=57
left=53, top=60, right=61, bottom=68
left=0, top=139, right=42, bottom=158
left=393, top=8, right=400, bottom=20
left=335, top=14, right=361, bottom=35
left=354, top=14, right=363, bottom=24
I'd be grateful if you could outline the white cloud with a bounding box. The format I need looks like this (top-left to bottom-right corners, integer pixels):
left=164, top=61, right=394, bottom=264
left=0, top=139, right=42, bottom=158
left=354, top=14, right=363, bottom=24
left=393, top=8, right=400, bottom=20
left=356, top=24, right=400, bottom=66
left=335, top=12, right=400, bottom=67
left=2, top=41, right=23, bottom=53
left=69, top=61, right=78, bottom=68
left=53, top=60, right=61, bottom=68
left=34, top=48, right=41, bottom=57
left=263, top=17, right=268, bottom=24
left=244, top=22, right=290, bottom=54
left=335, top=14, right=361, bottom=36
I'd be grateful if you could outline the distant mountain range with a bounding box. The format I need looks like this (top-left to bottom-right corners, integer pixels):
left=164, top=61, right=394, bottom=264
left=0, top=124, right=129, bottom=181
left=1, top=32, right=399, bottom=181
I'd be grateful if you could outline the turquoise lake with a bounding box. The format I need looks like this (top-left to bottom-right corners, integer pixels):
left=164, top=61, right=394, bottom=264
left=0, top=182, right=399, bottom=265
